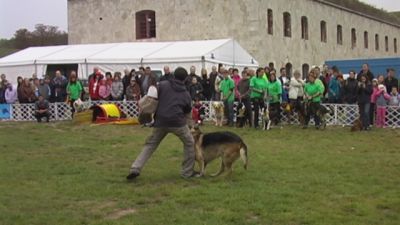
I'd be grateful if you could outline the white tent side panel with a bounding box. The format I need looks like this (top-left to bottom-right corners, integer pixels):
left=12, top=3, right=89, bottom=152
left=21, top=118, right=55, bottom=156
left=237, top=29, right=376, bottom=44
left=0, top=65, right=36, bottom=84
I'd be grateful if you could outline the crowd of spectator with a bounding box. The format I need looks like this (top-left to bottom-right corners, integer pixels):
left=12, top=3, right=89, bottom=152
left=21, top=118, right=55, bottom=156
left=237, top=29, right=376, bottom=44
left=0, top=63, right=399, bottom=127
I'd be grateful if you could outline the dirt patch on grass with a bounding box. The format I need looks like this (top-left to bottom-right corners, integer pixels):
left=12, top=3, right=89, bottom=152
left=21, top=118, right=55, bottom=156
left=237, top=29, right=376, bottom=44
left=106, top=208, right=137, bottom=220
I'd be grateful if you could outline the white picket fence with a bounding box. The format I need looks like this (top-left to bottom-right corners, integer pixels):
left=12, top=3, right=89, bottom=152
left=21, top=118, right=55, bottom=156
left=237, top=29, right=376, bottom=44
left=2, top=101, right=400, bottom=128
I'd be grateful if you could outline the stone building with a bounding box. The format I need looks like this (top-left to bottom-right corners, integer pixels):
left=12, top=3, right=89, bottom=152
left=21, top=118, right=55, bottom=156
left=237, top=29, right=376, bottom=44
left=68, top=0, right=400, bottom=76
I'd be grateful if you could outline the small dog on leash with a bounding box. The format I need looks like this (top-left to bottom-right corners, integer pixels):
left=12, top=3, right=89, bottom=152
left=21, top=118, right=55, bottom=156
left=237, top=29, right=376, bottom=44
left=262, top=106, right=272, bottom=130
left=191, top=125, right=248, bottom=177
left=351, top=118, right=363, bottom=132
left=236, top=102, right=246, bottom=127
left=212, top=101, right=224, bottom=126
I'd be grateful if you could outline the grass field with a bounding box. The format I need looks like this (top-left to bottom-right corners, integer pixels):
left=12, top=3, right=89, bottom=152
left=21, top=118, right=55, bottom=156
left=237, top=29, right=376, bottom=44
left=0, top=122, right=399, bottom=225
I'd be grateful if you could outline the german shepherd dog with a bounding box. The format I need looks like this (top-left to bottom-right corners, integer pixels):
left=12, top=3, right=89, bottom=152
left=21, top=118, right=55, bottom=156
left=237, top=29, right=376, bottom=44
left=191, top=126, right=248, bottom=177
left=212, top=101, right=224, bottom=126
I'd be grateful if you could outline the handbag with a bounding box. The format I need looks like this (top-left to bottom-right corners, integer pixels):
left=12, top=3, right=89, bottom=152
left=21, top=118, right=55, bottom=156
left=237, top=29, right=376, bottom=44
left=138, top=95, right=158, bottom=114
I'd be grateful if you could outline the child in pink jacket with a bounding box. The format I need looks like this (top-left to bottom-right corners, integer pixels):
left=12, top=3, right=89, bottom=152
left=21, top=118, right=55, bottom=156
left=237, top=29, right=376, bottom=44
left=372, top=84, right=390, bottom=128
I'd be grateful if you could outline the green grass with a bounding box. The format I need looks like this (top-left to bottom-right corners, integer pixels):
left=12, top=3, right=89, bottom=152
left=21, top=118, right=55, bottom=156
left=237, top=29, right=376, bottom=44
left=0, top=122, right=399, bottom=225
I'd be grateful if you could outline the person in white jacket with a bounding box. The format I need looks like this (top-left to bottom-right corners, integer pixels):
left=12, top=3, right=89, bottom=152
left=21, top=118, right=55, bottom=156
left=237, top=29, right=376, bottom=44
left=288, top=70, right=305, bottom=123
left=5, top=83, right=18, bottom=104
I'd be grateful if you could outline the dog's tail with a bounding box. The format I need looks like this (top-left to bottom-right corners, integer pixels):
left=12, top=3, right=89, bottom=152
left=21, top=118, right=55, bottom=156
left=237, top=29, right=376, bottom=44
left=240, top=142, right=248, bottom=170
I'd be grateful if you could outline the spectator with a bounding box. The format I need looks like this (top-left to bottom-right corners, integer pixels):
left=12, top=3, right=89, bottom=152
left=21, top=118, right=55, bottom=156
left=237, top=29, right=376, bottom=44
left=17, top=76, right=23, bottom=89
left=250, top=67, right=268, bottom=128
left=384, top=68, right=398, bottom=93
left=185, top=65, right=201, bottom=89
left=111, top=72, right=124, bottom=100
left=33, top=78, right=40, bottom=98
left=268, top=72, right=282, bottom=125
left=18, top=78, right=36, bottom=103
left=140, top=67, right=156, bottom=96
left=0, top=81, right=5, bottom=104
left=219, top=68, right=235, bottom=127
left=0, top=73, right=6, bottom=86
left=126, top=67, right=196, bottom=180
left=388, top=86, right=400, bottom=127
left=125, top=79, right=141, bottom=101
left=357, top=75, right=373, bottom=130
left=303, top=71, right=324, bottom=129
left=52, top=70, right=68, bottom=102
left=105, top=72, right=113, bottom=86
left=213, top=68, right=224, bottom=101
left=328, top=68, right=341, bottom=103
left=122, top=69, right=134, bottom=97
left=372, top=84, right=390, bottom=128
left=38, top=79, right=51, bottom=100
left=34, top=95, right=51, bottom=122
left=288, top=70, right=305, bottom=115
left=189, top=76, right=203, bottom=100
left=370, top=78, right=379, bottom=126
left=200, top=68, right=211, bottom=100
left=357, top=63, right=374, bottom=82
left=377, top=74, right=385, bottom=85
left=209, top=66, right=219, bottom=100
left=238, top=70, right=252, bottom=127
left=89, top=71, right=103, bottom=100
left=388, top=87, right=400, bottom=106
left=66, top=71, right=83, bottom=116
left=88, top=67, right=100, bottom=83
left=99, top=76, right=111, bottom=100
left=160, top=66, right=174, bottom=81
left=278, top=67, right=290, bottom=103
left=231, top=68, right=241, bottom=100
left=342, top=70, right=358, bottom=104
left=5, top=83, right=18, bottom=104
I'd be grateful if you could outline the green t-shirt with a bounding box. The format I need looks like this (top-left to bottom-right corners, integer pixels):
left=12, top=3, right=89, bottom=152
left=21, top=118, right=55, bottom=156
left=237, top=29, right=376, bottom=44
left=315, top=78, right=325, bottom=94
left=267, top=81, right=282, bottom=103
left=250, top=76, right=268, bottom=99
left=220, top=77, right=235, bottom=102
left=304, top=82, right=323, bottom=102
left=67, top=81, right=83, bottom=100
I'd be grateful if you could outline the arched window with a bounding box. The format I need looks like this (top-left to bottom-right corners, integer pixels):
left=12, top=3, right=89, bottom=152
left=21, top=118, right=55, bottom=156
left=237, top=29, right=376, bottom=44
left=320, top=21, right=327, bottom=43
left=283, top=12, right=291, bottom=37
left=351, top=28, right=357, bottom=49
left=364, top=31, right=368, bottom=49
left=285, top=63, right=293, bottom=77
left=394, top=38, right=398, bottom=53
left=267, top=9, right=273, bottom=35
left=337, top=25, right=342, bottom=45
left=385, top=36, right=389, bottom=52
left=301, top=16, right=308, bottom=40
left=375, top=34, right=379, bottom=51
left=136, top=10, right=156, bottom=40
left=302, top=64, right=310, bottom=80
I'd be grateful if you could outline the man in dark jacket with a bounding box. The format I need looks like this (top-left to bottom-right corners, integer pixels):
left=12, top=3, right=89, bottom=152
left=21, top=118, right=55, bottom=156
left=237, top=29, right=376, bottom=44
left=357, top=63, right=374, bottom=82
left=159, top=66, right=174, bottom=81
left=127, top=67, right=197, bottom=180
left=357, top=74, right=373, bottom=130
left=384, top=68, right=398, bottom=93
left=343, top=70, right=358, bottom=104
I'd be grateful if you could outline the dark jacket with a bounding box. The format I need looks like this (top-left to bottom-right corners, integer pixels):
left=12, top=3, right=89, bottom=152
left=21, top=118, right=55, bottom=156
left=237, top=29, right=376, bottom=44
left=357, top=70, right=374, bottom=82
left=189, top=83, right=204, bottom=100
left=343, top=78, right=358, bottom=104
left=154, top=79, right=192, bottom=128
left=384, top=77, right=399, bottom=93
left=357, top=82, right=373, bottom=104
left=159, top=73, right=174, bottom=82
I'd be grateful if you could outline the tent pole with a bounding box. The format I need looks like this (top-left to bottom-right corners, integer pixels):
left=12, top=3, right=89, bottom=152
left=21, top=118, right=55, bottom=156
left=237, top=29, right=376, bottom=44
left=85, top=59, right=88, bottom=79
left=34, top=60, right=37, bottom=77
left=201, top=56, right=205, bottom=70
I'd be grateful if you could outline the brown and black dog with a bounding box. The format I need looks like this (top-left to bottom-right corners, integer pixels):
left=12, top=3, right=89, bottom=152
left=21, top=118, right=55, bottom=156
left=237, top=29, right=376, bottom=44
left=191, top=126, right=248, bottom=177
left=351, top=118, right=363, bottom=132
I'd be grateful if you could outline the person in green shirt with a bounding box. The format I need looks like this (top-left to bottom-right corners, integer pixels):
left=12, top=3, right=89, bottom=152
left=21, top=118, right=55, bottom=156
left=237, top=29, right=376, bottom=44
left=219, top=68, right=235, bottom=126
left=303, top=71, right=323, bottom=129
left=66, top=71, right=83, bottom=117
left=267, top=72, right=282, bottom=125
left=250, top=67, right=268, bottom=128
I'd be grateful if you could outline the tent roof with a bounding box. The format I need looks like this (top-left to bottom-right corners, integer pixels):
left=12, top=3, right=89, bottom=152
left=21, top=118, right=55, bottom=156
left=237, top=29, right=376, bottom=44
left=0, top=39, right=258, bottom=67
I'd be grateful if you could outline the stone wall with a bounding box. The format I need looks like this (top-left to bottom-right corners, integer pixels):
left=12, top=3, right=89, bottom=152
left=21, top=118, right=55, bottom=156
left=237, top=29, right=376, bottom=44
left=68, top=0, right=400, bottom=73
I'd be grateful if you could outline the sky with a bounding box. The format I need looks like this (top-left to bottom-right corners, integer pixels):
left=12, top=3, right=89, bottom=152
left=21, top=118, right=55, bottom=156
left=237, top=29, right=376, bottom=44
left=0, top=0, right=399, bottom=39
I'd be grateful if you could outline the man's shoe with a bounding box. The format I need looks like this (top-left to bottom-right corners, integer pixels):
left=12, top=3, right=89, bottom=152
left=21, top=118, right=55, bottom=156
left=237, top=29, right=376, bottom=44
left=126, top=171, right=140, bottom=180
left=181, top=171, right=201, bottom=179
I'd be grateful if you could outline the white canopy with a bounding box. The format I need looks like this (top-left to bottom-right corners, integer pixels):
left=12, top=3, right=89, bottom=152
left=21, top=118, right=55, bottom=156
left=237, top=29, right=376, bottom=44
left=0, top=39, right=258, bottom=83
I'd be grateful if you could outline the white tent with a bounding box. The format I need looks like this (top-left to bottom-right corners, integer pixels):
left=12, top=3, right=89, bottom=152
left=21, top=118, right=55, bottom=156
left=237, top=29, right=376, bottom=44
left=0, top=39, right=258, bottom=84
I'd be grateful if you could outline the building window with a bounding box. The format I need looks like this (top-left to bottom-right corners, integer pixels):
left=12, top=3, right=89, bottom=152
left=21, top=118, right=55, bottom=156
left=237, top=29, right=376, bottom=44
left=364, top=31, right=368, bottom=49
left=136, top=10, right=156, bottom=40
left=302, top=64, right=310, bottom=80
left=395, top=38, right=398, bottom=53
left=337, top=25, right=342, bottom=45
left=320, top=21, right=327, bottom=43
left=385, top=36, right=389, bottom=52
left=285, top=63, right=293, bottom=77
left=267, top=9, right=273, bottom=35
left=351, top=28, right=357, bottom=49
left=283, top=12, right=291, bottom=37
left=301, top=16, right=308, bottom=40
left=375, top=34, right=379, bottom=51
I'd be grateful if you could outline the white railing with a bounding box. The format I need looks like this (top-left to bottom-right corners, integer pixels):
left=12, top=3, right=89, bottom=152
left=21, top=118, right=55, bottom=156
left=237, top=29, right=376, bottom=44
left=1, top=101, right=400, bottom=128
